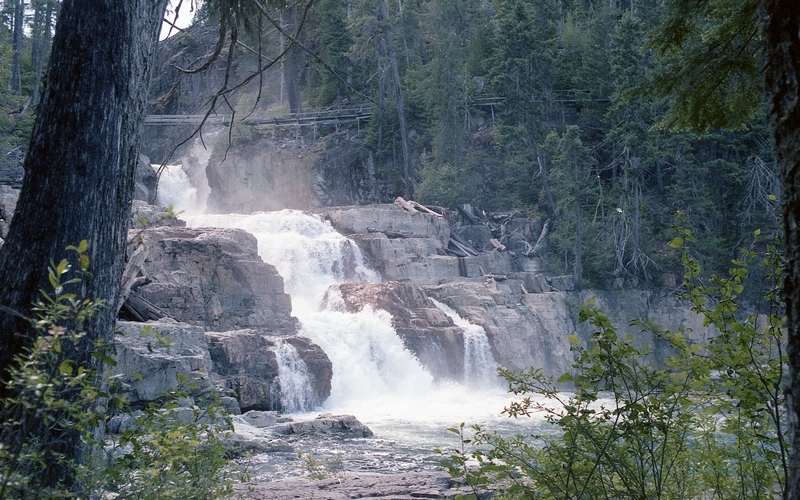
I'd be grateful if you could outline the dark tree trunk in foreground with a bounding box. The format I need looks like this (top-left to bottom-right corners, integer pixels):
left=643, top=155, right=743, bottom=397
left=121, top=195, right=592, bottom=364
left=760, top=1, right=800, bottom=498
left=0, top=0, right=168, bottom=484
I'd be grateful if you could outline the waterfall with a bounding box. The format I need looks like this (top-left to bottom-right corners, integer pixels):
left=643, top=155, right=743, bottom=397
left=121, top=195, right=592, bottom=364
left=155, top=164, right=205, bottom=215
left=184, top=211, right=435, bottom=410
left=159, top=149, right=554, bottom=470
left=273, top=341, right=315, bottom=412
left=431, top=299, right=500, bottom=388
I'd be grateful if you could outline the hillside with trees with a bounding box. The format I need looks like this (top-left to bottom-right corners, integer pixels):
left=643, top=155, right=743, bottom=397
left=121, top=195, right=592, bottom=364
left=0, top=0, right=780, bottom=290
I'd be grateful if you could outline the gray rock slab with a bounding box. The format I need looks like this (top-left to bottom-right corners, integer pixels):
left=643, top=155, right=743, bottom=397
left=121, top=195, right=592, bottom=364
left=233, top=471, right=454, bottom=500
left=274, top=414, right=373, bottom=438
left=132, top=226, right=296, bottom=332
left=114, top=319, right=214, bottom=404
left=324, top=204, right=450, bottom=249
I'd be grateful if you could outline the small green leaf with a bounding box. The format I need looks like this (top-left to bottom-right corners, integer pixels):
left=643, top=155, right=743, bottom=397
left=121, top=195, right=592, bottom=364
left=59, top=360, right=74, bottom=376
left=567, top=334, right=580, bottom=345
left=557, top=373, right=573, bottom=383
left=669, top=237, right=684, bottom=248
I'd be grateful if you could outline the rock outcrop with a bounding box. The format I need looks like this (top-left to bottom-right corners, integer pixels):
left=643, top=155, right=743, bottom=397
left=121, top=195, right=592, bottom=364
left=114, top=219, right=333, bottom=414
left=321, top=203, right=717, bottom=377
left=0, top=185, right=19, bottom=240
left=114, top=319, right=215, bottom=405
left=274, top=413, right=373, bottom=438
left=134, top=153, right=158, bottom=204
left=206, top=330, right=332, bottom=412
left=331, top=282, right=465, bottom=380
left=132, top=226, right=296, bottom=333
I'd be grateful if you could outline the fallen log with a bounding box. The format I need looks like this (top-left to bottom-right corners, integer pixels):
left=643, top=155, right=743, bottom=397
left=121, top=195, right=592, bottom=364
left=526, top=219, right=551, bottom=257
left=489, top=238, right=507, bottom=252
left=449, top=232, right=480, bottom=256
left=449, top=237, right=479, bottom=257
left=395, top=196, right=419, bottom=213
left=408, top=200, right=443, bottom=217
left=457, top=204, right=479, bottom=225
left=120, top=291, right=167, bottom=322
left=117, top=244, right=148, bottom=314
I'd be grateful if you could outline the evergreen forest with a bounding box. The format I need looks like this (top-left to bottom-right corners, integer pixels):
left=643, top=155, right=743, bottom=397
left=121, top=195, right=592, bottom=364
left=0, top=0, right=779, bottom=289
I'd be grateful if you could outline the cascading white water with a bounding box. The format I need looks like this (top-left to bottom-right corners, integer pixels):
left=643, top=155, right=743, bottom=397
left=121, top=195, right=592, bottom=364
left=431, top=299, right=500, bottom=388
left=272, top=341, right=315, bottom=412
left=155, top=164, right=205, bottom=215
left=162, top=166, right=551, bottom=467
left=184, top=211, right=437, bottom=408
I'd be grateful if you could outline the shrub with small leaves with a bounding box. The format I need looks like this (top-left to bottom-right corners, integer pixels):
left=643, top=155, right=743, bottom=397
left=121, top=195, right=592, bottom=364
left=441, top=227, right=787, bottom=499
left=0, top=242, right=235, bottom=499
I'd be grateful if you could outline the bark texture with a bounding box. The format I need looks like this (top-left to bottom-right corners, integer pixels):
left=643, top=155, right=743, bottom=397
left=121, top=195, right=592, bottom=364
left=0, top=0, right=168, bottom=484
left=760, top=0, right=800, bottom=498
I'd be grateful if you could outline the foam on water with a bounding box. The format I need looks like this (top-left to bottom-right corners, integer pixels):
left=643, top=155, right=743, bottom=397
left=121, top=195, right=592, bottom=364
left=431, top=299, right=501, bottom=388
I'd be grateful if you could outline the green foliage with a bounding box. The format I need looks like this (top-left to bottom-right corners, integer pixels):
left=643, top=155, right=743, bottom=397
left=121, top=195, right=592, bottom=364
left=441, top=230, right=787, bottom=499
left=0, top=244, right=234, bottom=499
left=644, top=0, right=762, bottom=133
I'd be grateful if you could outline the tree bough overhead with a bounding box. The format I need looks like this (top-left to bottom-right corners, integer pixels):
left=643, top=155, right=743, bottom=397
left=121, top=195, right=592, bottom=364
left=0, top=0, right=169, bottom=485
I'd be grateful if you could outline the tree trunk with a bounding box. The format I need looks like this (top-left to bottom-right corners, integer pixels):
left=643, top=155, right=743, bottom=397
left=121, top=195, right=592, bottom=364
left=760, top=1, right=800, bottom=498
left=0, top=0, right=169, bottom=486
left=378, top=0, right=413, bottom=200
left=8, top=0, right=24, bottom=94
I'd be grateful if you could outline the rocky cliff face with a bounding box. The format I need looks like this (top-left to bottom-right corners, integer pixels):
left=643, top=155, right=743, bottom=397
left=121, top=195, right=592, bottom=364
left=133, top=226, right=296, bottom=332
left=203, top=130, right=387, bottom=214
left=323, top=202, right=717, bottom=377
left=114, top=221, right=332, bottom=414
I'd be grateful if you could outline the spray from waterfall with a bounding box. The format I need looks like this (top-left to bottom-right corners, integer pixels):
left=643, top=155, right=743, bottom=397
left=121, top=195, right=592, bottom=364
left=272, top=341, right=315, bottom=412
left=431, top=299, right=500, bottom=388
left=156, top=164, right=206, bottom=215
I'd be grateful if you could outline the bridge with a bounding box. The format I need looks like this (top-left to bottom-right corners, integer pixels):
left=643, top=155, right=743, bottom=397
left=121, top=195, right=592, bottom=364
left=143, top=104, right=375, bottom=129
left=142, top=94, right=605, bottom=129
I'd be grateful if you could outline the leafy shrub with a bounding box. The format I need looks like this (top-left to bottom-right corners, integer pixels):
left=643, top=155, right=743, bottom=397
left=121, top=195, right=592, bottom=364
left=441, top=229, right=786, bottom=499
left=0, top=242, right=234, bottom=499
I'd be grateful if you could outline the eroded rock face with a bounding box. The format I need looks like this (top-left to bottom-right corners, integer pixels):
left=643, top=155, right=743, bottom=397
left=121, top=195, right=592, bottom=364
left=274, top=413, right=373, bottom=438
left=425, top=280, right=576, bottom=376
left=129, top=201, right=186, bottom=229
left=332, top=282, right=465, bottom=380
left=133, top=226, right=296, bottom=332
left=134, top=153, right=158, bottom=204
left=0, top=185, right=19, bottom=239
left=206, top=330, right=332, bottom=412
left=114, top=319, right=215, bottom=405
left=206, top=140, right=322, bottom=214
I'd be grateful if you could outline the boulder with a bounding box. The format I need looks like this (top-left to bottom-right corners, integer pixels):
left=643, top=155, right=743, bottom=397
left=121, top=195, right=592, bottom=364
left=0, top=185, right=19, bottom=238
left=134, top=153, right=158, bottom=204
left=129, top=200, right=187, bottom=229
left=274, top=414, right=373, bottom=438
left=114, top=319, right=215, bottom=405
left=132, top=226, right=296, bottom=332
left=331, top=282, right=465, bottom=380
left=206, top=329, right=332, bottom=412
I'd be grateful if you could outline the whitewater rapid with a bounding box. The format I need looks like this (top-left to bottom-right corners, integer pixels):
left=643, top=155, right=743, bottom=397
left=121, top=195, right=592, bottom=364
left=159, top=165, right=553, bottom=473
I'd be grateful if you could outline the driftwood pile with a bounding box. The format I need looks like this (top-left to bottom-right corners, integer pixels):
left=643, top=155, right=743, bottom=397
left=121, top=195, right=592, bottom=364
left=394, top=197, right=549, bottom=260
left=116, top=243, right=168, bottom=322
